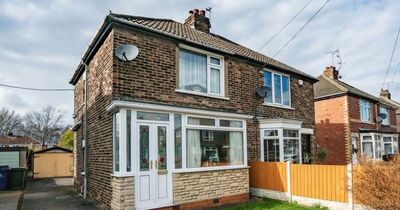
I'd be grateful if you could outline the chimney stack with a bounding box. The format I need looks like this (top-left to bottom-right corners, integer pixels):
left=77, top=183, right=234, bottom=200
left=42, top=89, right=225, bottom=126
left=380, top=89, right=391, bottom=100
left=323, top=66, right=339, bottom=80
left=184, top=9, right=211, bottom=33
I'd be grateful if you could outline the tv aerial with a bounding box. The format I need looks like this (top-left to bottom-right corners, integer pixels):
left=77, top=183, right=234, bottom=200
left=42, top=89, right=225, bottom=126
left=325, top=48, right=344, bottom=70
left=115, top=44, right=139, bottom=61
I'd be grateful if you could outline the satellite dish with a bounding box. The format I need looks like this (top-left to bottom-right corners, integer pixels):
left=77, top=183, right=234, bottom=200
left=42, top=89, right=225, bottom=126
left=255, top=86, right=272, bottom=98
left=379, top=113, right=387, bottom=120
left=115, top=44, right=139, bottom=61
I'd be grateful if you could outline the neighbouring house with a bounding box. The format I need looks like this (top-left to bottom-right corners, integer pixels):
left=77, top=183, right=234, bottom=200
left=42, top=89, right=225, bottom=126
left=314, top=66, right=399, bottom=165
left=0, top=134, right=42, bottom=151
left=69, top=9, right=317, bottom=210
left=379, top=89, right=400, bottom=132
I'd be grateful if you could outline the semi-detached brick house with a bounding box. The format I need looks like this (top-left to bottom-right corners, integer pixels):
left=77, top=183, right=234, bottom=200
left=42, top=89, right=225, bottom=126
left=314, top=66, right=399, bottom=165
left=69, top=9, right=317, bottom=210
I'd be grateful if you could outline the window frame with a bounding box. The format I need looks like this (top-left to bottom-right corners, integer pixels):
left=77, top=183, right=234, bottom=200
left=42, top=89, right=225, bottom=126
left=177, top=45, right=225, bottom=98
left=263, top=69, right=291, bottom=108
left=260, top=128, right=302, bottom=163
left=360, top=133, right=399, bottom=160
left=178, top=115, right=247, bottom=171
left=360, top=99, right=371, bottom=123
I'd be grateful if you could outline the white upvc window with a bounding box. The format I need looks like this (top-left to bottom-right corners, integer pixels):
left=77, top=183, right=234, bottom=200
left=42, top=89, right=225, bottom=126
left=178, top=45, right=225, bottom=97
left=263, top=70, right=291, bottom=107
left=113, top=109, right=134, bottom=175
left=183, top=116, right=246, bottom=169
left=360, top=100, right=371, bottom=122
left=361, top=133, right=399, bottom=160
left=261, top=128, right=301, bottom=163
left=379, top=106, right=389, bottom=125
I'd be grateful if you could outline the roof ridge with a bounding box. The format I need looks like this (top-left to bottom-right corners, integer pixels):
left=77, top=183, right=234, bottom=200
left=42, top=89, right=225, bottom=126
left=320, top=75, right=348, bottom=92
left=110, top=13, right=174, bottom=22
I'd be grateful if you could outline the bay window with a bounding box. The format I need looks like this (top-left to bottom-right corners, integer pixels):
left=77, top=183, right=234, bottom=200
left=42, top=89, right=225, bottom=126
left=360, top=100, right=371, bottom=122
left=264, top=70, right=290, bottom=107
left=178, top=47, right=224, bottom=96
left=185, top=117, right=245, bottom=168
left=261, top=128, right=301, bottom=163
left=361, top=134, right=399, bottom=159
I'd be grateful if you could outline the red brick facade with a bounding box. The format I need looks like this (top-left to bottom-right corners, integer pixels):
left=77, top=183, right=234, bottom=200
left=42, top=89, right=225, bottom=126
left=72, top=20, right=315, bottom=209
left=315, top=95, right=397, bottom=165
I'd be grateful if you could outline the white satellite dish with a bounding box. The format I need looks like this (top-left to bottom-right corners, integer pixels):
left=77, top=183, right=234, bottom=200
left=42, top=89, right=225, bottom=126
left=115, top=44, right=139, bottom=61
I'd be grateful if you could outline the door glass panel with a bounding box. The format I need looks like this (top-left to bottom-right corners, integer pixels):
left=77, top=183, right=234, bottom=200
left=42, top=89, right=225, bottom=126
left=158, top=126, right=167, bottom=170
left=140, top=125, right=150, bottom=171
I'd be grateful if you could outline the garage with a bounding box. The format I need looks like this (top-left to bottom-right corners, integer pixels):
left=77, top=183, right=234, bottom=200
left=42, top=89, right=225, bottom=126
left=33, top=146, right=73, bottom=178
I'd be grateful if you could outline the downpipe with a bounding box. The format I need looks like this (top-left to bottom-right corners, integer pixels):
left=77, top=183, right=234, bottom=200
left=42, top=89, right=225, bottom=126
left=83, top=62, right=88, bottom=199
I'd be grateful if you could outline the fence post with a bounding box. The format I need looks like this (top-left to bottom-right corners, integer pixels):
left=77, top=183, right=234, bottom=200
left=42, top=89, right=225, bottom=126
left=347, top=163, right=353, bottom=209
left=286, top=161, right=292, bottom=202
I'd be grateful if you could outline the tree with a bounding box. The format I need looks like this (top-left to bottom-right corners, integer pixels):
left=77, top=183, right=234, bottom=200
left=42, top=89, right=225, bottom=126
left=0, top=108, right=23, bottom=135
left=58, top=129, right=74, bottom=150
left=24, top=106, right=64, bottom=148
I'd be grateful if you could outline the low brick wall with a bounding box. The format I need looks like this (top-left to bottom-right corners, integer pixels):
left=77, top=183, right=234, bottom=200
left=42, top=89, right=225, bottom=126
left=173, top=168, right=249, bottom=205
left=110, top=176, right=134, bottom=210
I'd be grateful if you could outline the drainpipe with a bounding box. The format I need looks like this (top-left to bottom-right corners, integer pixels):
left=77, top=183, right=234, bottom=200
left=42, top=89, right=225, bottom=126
left=83, top=62, right=88, bottom=199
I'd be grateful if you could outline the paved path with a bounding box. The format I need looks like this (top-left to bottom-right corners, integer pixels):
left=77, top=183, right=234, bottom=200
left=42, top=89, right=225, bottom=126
left=21, top=178, right=98, bottom=210
left=0, top=190, right=22, bottom=210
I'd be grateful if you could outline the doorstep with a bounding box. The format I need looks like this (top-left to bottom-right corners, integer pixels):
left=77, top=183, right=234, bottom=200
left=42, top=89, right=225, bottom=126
left=0, top=190, right=23, bottom=210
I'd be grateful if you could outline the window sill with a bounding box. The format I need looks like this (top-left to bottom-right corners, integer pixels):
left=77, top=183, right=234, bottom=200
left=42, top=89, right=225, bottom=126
left=175, top=89, right=229, bottom=100
left=263, top=103, right=294, bottom=110
left=111, top=173, right=135, bottom=177
left=173, top=165, right=249, bottom=173
left=360, top=121, right=374, bottom=125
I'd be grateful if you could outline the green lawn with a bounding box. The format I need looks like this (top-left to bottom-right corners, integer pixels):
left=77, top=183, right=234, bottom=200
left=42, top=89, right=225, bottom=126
left=219, top=198, right=328, bottom=210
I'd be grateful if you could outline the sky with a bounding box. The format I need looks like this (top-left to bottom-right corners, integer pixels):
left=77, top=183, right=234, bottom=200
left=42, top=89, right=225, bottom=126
left=0, top=0, right=400, bottom=125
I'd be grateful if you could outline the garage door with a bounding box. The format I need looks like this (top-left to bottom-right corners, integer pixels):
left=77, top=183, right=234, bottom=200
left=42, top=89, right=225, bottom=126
left=34, top=153, right=73, bottom=178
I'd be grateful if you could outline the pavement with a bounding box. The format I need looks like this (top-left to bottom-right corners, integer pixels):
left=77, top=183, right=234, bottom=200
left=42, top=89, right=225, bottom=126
left=21, top=178, right=99, bottom=210
left=0, top=190, right=22, bottom=210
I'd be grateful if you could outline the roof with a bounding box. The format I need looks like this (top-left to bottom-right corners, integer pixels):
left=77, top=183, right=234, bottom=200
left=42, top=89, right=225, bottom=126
left=0, top=135, right=41, bottom=145
left=34, top=146, right=72, bottom=153
left=70, top=13, right=317, bottom=84
left=314, top=75, right=397, bottom=108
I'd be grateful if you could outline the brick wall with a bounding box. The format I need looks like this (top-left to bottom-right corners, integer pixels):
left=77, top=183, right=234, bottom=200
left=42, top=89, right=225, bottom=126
left=73, top=30, right=115, bottom=209
left=112, top=25, right=315, bottom=162
left=173, top=168, right=249, bottom=205
left=110, top=176, right=134, bottom=210
left=315, top=96, right=348, bottom=165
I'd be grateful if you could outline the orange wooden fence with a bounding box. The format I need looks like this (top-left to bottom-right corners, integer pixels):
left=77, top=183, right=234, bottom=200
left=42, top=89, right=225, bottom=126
left=291, top=164, right=348, bottom=202
left=249, top=162, right=349, bottom=203
left=249, top=162, right=287, bottom=192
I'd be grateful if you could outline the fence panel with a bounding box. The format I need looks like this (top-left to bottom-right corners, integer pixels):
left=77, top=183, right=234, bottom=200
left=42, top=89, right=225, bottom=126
left=249, top=162, right=287, bottom=192
left=291, top=164, right=348, bottom=202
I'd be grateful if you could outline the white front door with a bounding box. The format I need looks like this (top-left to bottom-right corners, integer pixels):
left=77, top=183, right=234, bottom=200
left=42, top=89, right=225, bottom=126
left=136, top=123, right=172, bottom=209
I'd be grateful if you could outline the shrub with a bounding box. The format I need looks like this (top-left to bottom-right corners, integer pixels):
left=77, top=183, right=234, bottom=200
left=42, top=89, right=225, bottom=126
left=353, top=155, right=400, bottom=209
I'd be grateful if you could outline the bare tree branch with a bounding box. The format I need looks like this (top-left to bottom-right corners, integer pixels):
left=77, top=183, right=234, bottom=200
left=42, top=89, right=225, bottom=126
left=0, top=108, right=23, bottom=135
left=24, top=106, right=64, bottom=148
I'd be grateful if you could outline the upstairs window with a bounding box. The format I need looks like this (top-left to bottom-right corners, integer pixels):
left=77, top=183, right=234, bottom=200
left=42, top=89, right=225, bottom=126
left=264, top=70, right=290, bottom=106
left=179, top=48, right=224, bottom=96
left=379, top=106, right=389, bottom=125
left=360, top=100, right=371, bottom=122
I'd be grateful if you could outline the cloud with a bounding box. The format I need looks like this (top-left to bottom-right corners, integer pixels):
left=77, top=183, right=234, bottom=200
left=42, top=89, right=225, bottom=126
left=0, top=0, right=399, bottom=126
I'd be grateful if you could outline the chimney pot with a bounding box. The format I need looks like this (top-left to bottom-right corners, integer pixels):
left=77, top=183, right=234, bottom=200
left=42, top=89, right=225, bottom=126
left=184, top=8, right=211, bottom=33
left=380, top=89, right=391, bottom=100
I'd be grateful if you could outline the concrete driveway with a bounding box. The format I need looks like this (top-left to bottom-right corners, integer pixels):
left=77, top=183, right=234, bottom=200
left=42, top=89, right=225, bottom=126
left=21, top=178, right=99, bottom=210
